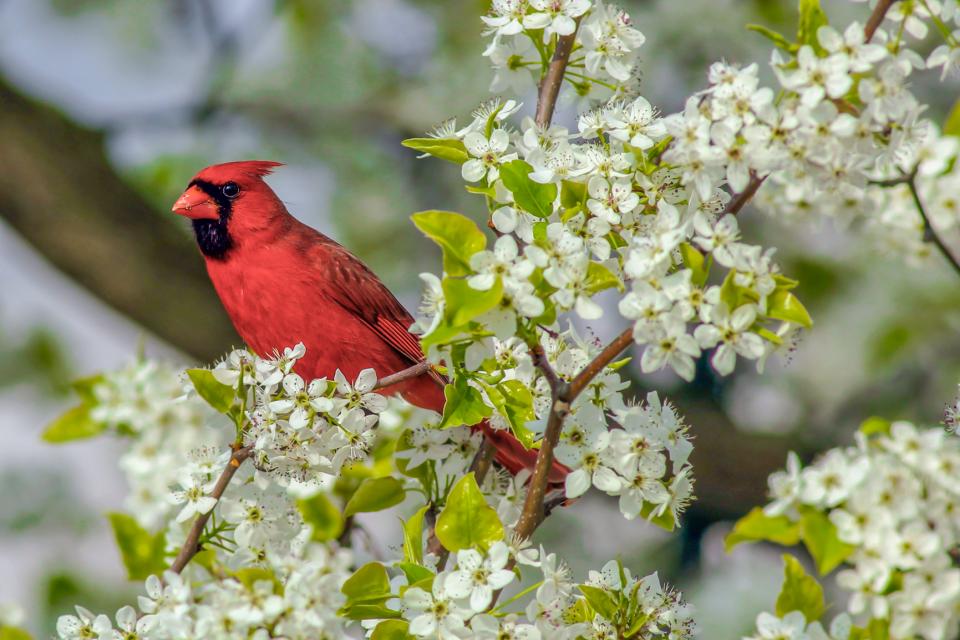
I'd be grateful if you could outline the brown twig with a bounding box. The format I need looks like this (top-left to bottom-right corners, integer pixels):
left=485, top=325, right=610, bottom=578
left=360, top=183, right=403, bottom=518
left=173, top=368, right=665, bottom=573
left=535, top=28, right=580, bottom=128
left=514, top=327, right=635, bottom=539
left=864, top=0, right=896, bottom=42
left=907, top=176, right=960, bottom=279
left=373, top=361, right=433, bottom=390
left=469, top=437, right=497, bottom=484
left=169, top=444, right=254, bottom=574
left=722, top=174, right=765, bottom=217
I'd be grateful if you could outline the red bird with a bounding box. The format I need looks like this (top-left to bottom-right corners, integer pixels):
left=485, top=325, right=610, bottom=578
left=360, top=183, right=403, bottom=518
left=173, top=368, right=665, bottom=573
left=172, top=160, right=566, bottom=484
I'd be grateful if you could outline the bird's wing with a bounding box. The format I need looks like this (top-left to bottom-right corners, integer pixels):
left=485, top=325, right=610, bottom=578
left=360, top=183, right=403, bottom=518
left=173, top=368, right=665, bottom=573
left=318, top=242, right=426, bottom=367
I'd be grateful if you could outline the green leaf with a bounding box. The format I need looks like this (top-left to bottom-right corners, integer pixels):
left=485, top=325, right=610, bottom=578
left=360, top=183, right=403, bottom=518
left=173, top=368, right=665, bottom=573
left=339, top=562, right=399, bottom=620
left=396, top=561, right=434, bottom=585
left=71, top=373, right=105, bottom=405
left=640, top=500, right=676, bottom=532
left=411, top=210, right=487, bottom=277
left=767, top=290, right=813, bottom=328
left=41, top=405, right=105, bottom=443
left=297, top=492, right=344, bottom=541
left=186, top=369, right=235, bottom=413
left=435, top=472, right=504, bottom=551
left=439, top=377, right=494, bottom=428
left=403, top=506, right=429, bottom=565
left=746, top=24, right=797, bottom=52
left=579, top=585, right=619, bottom=620
left=679, top=243, right=710, bottom=287
left=443, top=277, right=504, bottom=327
left=344, top=477, right=406, bottom=517
left=725, top=507, right=801, bottom=552
left=585, top=262, right=623, bottom=294
left=944, top=99, right=960, bottom=137
left=850, top=619, right=890, bottom=640
left=0, top=628, right=33, bottom=640
left=499, top=160, right=557, bottom=218
left=799, top=509, right=855, bottom=575
left=482, top=381, right=536, bottom=449
left=560, top=180, right=587, bottom=209
left=401, top=137, right=469, bottom=164
left=859, top=416, right=891, bottom=437
left=107, top=512, right=167, bottom=580
left=371, top=620, right=413, bottom=640
left=233, top=567, right=278, bottom=591
left=797, top=0, right=829, bottom=48
left=775, top=554, right=825, bottom=622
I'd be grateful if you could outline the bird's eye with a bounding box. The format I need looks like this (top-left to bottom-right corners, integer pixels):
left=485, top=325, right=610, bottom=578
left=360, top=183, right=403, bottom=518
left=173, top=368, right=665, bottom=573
left=222, top=182, right=240, bottom=198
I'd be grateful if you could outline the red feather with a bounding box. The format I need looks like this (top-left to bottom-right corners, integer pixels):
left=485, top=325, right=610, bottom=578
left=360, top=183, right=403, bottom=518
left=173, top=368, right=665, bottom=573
left=176, top=161, right=568, bottom=485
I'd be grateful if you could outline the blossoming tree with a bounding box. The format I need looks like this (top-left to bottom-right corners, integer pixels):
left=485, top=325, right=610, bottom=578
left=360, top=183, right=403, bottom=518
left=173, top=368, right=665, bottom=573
left=29, top=0, right=960, bottom=638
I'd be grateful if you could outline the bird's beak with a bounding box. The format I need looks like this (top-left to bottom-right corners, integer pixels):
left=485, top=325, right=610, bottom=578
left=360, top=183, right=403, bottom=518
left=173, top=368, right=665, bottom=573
left=172, top=186, right=220, bottom=220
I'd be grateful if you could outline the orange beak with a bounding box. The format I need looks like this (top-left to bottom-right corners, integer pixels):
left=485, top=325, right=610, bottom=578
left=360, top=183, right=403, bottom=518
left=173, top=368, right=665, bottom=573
left=172, top=186, right=220, bottom=220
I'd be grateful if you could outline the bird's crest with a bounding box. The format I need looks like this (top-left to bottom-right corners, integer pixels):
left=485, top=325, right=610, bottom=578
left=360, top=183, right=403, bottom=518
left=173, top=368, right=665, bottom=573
left=193, top=160, right=284, bottom=183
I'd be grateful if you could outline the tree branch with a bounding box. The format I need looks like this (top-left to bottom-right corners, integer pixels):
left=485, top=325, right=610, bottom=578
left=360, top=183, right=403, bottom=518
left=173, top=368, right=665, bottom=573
left=373, top=361, right=434, bottom=390
left=722, top=174, right=765, bottom=217
left=865, top=0, right=896, bottom=42
left=535, top=28, right=580, bottom=128
left=169, top=444, right=253, bottom=574
left=907, top=176, right=960, bottom=279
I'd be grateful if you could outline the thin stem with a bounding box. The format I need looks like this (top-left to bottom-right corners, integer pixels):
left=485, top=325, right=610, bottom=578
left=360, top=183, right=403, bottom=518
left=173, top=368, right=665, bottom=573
left=907, top=176, right=960, bottom=279
left=469, top=437, right=497, bottom=484
left=169, top=444, right=254, bottom=574
left=722, top=174, right=765, bottom=217
left=374, top=361, right=433, bottom=390
left=864, top=0, right=896, bottom=42
left=535, top=25, right=581, bottom=128
left=514, top=327, right=634, bottom=540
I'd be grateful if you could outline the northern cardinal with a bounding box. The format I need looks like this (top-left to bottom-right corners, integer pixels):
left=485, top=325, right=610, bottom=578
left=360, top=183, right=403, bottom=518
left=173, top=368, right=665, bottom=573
left=172, top=160, right=566, bottom=484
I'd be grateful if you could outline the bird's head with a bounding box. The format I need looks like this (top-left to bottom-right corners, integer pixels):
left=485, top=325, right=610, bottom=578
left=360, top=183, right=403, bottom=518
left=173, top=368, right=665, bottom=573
left=172, top=160, right=285, bottom=259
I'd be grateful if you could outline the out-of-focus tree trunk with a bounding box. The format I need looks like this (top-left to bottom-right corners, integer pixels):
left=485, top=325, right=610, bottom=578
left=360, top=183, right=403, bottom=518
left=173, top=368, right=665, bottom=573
left=0, top=77, right=238, bottom=362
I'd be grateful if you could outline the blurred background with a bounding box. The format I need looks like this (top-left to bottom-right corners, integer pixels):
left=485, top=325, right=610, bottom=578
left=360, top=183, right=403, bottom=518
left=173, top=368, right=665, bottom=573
left=3, top=0, right=960, bottom=636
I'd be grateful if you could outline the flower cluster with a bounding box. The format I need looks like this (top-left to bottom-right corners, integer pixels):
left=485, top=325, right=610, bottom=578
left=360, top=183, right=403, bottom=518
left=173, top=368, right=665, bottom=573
left=415, top=6, right=814, bottom=389
left=483, top=0, right=645, bottom=102
left=80, top=360, right=224, bottom=528
left=745, top=610, right=855, bottom=640
left=760, top=421, right=960, bottom=639
left=58, top=548, right=353, bottom=640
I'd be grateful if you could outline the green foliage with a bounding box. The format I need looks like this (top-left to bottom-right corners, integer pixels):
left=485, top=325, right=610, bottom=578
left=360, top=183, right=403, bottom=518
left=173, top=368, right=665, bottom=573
left=797, top=0, right=829, bottom=49
left=799, top=508, right=855, bottom=575
left=442, top=277, right=504, bottom=327
left=401, top=137, right=469, bottom=164
left=725, top=507, right=801, bottom=551
left=439, top=377, right=494, bottom=428
left=371, top=620, right=413, bottom=640
left=339, top=563, right=400, bottom=621
left=41, top=405, right=104, bottom=443
left=775, top=555, right=825, bottom=622
left=945, top=98, right=960, bottom=137
left=639, top=500, right=676, bottom=532
left=499, top=160, right=558, bottom=218
left=435, top=472, right=504, bottom=551
left=767, top=290, right=813, bottom=328
left=859, top=416, right=892, bottom=436
left=0, top=628, right=33, bottom=640
left=679, top=243, right=710, bottom=287
left=481, top=380, right=536, bottom=448
left=579, top=585, right=619, bottom=620
left=402, top=506, right=429, bottom=565
left=186, top=369, right=235, bottom=414
left=297, top=492, right=344, bottom=541
left=585, top=262, right=624, bottom=294
left=344, top=477, right=406, bottom=517
left=746, top=23, right=797, bottom=52
left=107, top=512, right=167, bottom=581
left=411, top=210, right=487, bottom=277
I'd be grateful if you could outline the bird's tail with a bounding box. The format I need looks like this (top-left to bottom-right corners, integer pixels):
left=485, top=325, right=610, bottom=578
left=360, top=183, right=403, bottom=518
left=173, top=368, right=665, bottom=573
left=479, top=420, right=569, bottom=486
